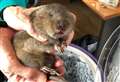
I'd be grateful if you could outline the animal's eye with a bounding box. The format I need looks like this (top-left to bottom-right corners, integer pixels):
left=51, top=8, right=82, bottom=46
left=49, top=13, right=53, bottom=17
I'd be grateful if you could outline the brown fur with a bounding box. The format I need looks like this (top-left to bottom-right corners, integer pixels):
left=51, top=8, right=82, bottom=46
left=13, top=3, right=76, bottom=69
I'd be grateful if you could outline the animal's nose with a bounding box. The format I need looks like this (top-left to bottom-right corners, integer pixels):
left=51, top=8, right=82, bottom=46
left=54, top=30, right=64, bottom=36
left=57, top=21, right=65, bottom=31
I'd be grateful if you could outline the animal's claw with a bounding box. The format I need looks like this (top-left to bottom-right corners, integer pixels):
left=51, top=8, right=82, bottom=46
left=40, top=66, right=60, bottom=76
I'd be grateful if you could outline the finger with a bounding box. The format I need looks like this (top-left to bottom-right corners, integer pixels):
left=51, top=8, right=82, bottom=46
left=16, top=75, right=23, bottom=81
left=19, top=78, right=26, bottom=82
left=65, top=30, right=74, bottom=45
left=8, top=75, right=21, bottom=82
left=25, top=25, right=47, bottom=42
left=22, top=7, right=46, bottom=42
left=22, top=7, right=47, bottom=42
left=54, top=57, right=64, bottom=67
left=25, top=24, right=36, bottom=35
left=54, top=57, right=64, bottom=75
left=16, top=6, right=30, bottom=24
left=0, top=28, right=16, bottom=40
left=56, top=65, right=64, bottom=76
left=3, top=6, right=31, bottom=31
left=23, top=8, right=48, bottom=42
left=8, top=75, right=35, bottom=82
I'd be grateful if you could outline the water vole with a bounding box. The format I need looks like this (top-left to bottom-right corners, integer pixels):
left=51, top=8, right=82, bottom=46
left=13, top=3, right=76, bottom=71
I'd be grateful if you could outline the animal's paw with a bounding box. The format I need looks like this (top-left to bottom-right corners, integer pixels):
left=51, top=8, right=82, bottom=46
left=49, top=76, right=68, bottom=82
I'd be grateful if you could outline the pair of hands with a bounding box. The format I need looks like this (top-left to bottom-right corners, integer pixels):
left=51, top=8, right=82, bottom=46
left=0, top=6, right=74, bottom=82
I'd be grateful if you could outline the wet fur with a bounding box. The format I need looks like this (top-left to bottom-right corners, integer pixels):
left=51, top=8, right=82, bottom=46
left=13, top=3, right=75, bottom=69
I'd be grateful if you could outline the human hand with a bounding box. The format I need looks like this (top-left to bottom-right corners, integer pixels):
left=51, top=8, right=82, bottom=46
left=0, top=27, right=64, bottom=82
left=63, top=11, right=76, bottom=47
left=0, top=28, right=47, bottom=82
left=7, top=59, right=64, bottom=82
left=64, top=30, right=74, bottom=46
left=3, top=6, right=47, bottom=42
left=6, top=57, right=64, bottom=82
left=58, top=30, right=74, bottom=52
left=7, top=56, right=64, bottom=82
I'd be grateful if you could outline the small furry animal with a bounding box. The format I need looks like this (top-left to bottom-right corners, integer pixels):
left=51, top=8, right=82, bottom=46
left=13, top=3, right=76, bottom=72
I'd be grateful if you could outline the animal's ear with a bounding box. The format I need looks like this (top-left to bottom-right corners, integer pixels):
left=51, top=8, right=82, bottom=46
left=69, top=12, right=77, bottom=24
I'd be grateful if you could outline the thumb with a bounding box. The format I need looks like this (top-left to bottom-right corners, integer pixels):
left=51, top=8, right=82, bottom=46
left=23, top=7, right=40, bottom=16
left=22, top=19, right=47, bottom=42
left=26, top=27, right=47, bottom=42
left=23, top=6, right=48, bottom=42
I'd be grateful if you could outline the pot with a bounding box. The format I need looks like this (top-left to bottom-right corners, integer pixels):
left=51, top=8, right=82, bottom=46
left=57, top=44, right=103, bottom=82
